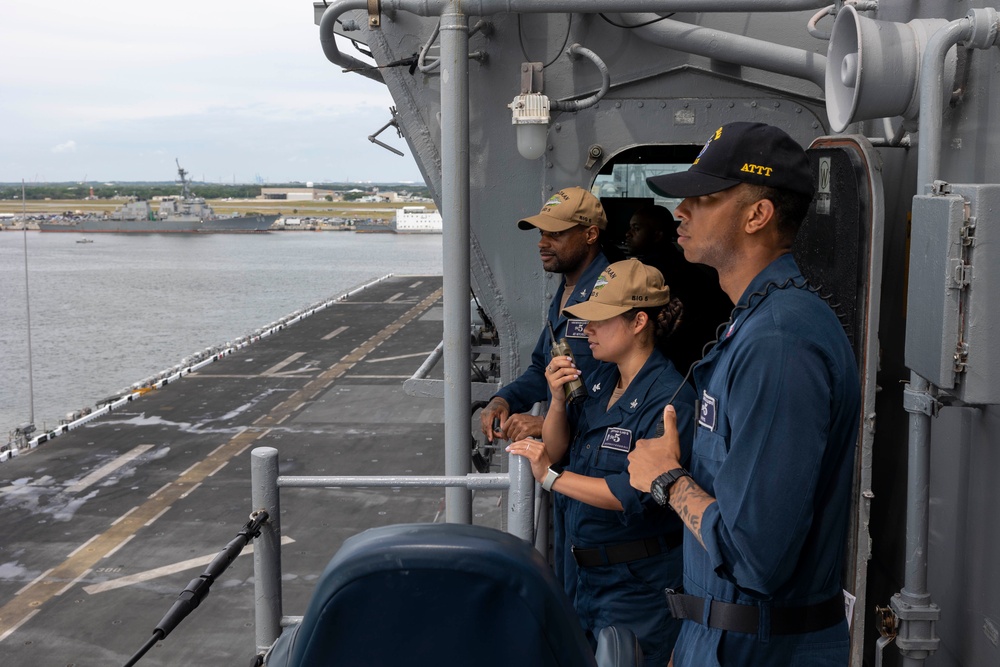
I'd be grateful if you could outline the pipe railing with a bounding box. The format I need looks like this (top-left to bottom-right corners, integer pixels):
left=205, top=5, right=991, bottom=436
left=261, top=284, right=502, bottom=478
left=250, top=445, right=535, bottom=652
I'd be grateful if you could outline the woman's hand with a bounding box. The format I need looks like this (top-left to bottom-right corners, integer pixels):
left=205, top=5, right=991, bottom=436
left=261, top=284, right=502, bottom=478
left=507, top=437, right=552, bottom=483
left=544, top=355, right=581, bottom=403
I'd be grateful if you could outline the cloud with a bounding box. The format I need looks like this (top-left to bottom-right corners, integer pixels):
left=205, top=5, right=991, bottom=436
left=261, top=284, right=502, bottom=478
left=51, top=140, right=77, bottom=154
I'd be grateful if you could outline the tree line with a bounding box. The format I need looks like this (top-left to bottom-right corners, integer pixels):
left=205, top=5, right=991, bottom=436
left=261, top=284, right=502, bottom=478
left=0, top=183, right=432, bottom=201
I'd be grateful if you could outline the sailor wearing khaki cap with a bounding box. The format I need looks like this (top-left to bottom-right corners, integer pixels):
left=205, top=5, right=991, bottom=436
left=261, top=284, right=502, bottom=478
left=509, top=259, right=696, bottom=664
left=480, top=186, right=611, bottom=600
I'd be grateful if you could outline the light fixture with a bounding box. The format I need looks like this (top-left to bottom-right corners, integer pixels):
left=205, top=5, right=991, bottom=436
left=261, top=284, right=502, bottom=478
left=509, top=92, right=550, bottom=160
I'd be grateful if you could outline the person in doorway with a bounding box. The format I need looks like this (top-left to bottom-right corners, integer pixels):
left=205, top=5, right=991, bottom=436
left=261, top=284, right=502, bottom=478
left=625, top=204, right=732, bottom=376
left=509, top=259, right=696, bottom=665
left=628, top=122, right=860, bottom=666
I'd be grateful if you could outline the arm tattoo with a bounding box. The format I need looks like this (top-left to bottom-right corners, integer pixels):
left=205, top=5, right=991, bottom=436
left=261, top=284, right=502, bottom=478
left=669, top=476, right=716, bottom=549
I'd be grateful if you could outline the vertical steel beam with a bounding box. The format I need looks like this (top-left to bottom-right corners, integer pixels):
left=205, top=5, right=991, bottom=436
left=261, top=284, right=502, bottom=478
left=440, top=3, right=472, bottom=523
left=251, top=446, right=282, bottom=652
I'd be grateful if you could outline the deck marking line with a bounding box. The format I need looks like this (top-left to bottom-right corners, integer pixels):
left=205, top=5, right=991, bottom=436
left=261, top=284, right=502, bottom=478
left=0, top=610, right=39, bottom=643
left=365, top=351, right=434, bottom=363
left=260, top=352, right=307, bottom=377
left=409, top=280, right=423, bottom=288
left=111, top=506, right=140, bottom=527
left=385, top=292, right=405, bottom=303
left=347, top=375, right=413, bottom=379
left=54, top=568, right=92, bottom=596
left=65, top=444, right=154, bottom=494
left=102, top=534, right=135, bottom=560
left=15, top=569, right=54, bottom=597
left=207, top=461, right=228, bottom=477
left=179, top=481, right=203, bottom=499
left=321, top=326, right=349, bottom=341
left=148, top=482, right=172, bottom=499
left=66, top=534, right=101, bottom=559
left=83, top=536, right=296, bottom=596
left=144, top=506, right=172, bottom=527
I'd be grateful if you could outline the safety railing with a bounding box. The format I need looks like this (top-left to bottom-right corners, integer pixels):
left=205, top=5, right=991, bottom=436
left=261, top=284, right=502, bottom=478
left=250, top=444, right=536, bottom=653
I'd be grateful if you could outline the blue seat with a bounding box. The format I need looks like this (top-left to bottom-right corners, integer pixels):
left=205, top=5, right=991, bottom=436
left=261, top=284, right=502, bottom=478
left=264, top=523, right=619, bottom=667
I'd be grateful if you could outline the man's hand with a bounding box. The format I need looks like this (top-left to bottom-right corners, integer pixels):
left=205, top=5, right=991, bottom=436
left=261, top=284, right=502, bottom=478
left=628, top=404, right=683, bottom=492
left=479, top=397, right=510, bottom=442
left=502, top=413, right=544, bottom=442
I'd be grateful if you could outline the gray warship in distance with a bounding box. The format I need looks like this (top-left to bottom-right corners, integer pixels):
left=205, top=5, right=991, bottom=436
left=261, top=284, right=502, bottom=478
left=39, top=160, right=277, bottom=233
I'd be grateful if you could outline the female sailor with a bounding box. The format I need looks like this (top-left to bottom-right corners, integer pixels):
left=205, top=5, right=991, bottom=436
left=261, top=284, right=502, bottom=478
left=510, top=258, right=696, bottom=665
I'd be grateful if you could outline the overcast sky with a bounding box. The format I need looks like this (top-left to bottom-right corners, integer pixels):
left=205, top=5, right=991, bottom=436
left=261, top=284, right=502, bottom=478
left=0, top=1, right=424, bottom=184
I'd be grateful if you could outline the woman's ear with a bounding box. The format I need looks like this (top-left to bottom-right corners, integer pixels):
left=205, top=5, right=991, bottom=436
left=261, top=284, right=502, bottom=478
left=631, top=310, right=649, bottom=334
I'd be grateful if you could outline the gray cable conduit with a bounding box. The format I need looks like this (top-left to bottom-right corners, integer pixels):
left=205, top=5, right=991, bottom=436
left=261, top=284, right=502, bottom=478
left=550, top=44, right=610, bottom=112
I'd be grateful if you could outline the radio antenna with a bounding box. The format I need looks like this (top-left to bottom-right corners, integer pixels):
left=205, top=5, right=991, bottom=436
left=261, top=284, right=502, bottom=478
left=21, top=179, right=36, bottom=428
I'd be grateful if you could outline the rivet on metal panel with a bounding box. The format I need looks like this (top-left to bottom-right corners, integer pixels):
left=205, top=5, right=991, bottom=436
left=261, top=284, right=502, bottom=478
left=751, top=101, right=757, bottom=108
left=637, top=101, right=644, bottom=108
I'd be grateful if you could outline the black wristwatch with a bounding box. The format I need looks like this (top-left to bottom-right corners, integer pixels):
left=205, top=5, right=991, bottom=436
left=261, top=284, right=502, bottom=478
left=650, top=468, right=691, bottom=507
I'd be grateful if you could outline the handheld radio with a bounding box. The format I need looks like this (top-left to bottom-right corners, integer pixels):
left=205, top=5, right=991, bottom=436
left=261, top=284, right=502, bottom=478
left=547, top=321, right=588, bottom=405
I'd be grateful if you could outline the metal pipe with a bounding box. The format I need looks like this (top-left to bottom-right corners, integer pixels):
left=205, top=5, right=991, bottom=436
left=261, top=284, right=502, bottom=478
left=550, top=44, right=610, bottom=112
left=277, top=473, right=510, bottom=489
left=508, top=445, right=537, bottom=542
left=915, top=17, right=973, bottom=191
left=409, top=340, right=445, bottom=380
left=320, top=0, right=837, bottom=75
left=440, top=2, right=473, bottom=523
left=251, top=447, right=282, bottom=653
left=613, top=13, right=826, bottom=88
left=319, top=1, right=384, bottom=84
left=385, top=0, right=832, bottom=13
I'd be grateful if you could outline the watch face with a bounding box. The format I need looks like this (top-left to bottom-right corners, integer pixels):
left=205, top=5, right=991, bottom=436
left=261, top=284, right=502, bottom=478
left=651, top=478, right=668, bottom=506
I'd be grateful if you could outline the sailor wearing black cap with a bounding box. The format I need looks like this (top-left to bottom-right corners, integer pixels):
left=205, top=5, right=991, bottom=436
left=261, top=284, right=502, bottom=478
left=509, top=259, right=696, bottom=665
left=629, top=122, right=861, bottom=666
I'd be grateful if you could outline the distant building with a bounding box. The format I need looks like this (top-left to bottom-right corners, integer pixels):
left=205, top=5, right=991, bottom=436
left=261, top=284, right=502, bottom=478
left=258, top=187, right=340, bottom=201
left=394, top=206, right=442, bottom=234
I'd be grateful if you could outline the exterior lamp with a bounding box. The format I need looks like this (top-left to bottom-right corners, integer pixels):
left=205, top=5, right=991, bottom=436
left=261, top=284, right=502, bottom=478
left=509, top=92, right=550, bottom=160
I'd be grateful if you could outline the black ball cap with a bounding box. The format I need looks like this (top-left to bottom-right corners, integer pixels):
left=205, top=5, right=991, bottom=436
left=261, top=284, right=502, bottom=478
left=646, top=122, right=815, bottom=198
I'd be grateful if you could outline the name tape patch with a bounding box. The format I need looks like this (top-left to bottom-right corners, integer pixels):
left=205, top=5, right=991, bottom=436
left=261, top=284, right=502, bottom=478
left=565, top=319, right=588, bottom=338
left=699, top=391, right=717, bottom=431
left=601, top=427, right=633, bottom=453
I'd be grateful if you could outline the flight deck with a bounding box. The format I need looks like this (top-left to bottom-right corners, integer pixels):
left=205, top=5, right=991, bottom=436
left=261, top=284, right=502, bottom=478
left=0, top=274, right=500, bottom=666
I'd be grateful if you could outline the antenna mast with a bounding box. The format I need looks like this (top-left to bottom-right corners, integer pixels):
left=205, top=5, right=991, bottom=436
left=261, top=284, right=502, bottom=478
left=21, top=180, right=35, bottom=428
left=175, top=159, right=191, bottom=199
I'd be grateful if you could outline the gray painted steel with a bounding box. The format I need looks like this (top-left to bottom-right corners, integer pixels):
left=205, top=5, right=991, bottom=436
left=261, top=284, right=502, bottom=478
left=311, top=2, right=1000, bottom=665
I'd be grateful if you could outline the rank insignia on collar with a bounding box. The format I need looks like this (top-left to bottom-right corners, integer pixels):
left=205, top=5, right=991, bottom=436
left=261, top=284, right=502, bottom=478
left=725, top=322, right=736, bottom=339
left=630, top=399, right=638, bottom=409
left=579, top=289, right=588, bottom=298
left=592, top=382, right=601, bottom=392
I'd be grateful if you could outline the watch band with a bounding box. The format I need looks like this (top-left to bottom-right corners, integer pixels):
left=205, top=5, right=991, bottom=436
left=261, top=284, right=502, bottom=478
left=651, top=467, right=691, bottom=507
left=542, top=467, right=562, bottom=492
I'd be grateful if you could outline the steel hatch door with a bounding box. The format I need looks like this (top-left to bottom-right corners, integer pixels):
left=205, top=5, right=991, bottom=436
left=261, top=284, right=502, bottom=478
left=801, top=135, right=885, bottom=667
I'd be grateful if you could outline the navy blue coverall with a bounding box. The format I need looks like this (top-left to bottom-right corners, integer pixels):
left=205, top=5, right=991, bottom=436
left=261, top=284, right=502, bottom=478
left=672, top=254, right=860, bottom=666
left=564, top=350, right=696, bottom=665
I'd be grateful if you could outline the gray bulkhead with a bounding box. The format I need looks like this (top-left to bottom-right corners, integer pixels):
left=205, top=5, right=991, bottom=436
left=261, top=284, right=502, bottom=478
left=316, top=2, right=1000, bottom=666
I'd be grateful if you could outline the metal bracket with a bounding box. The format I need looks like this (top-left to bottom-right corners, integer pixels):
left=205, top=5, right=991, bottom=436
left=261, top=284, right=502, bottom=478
left=584, top=144, right=604, bottom=170
left=368, top=106, right=404, bottom=157
left=951, top=260, right=973, bottom=288
left=902, top=385, right=941, bottom=417
left=890, top=593, right=941, bottom=654
left=954, top=342, right=970, bottom=374
left=520, top=62, right=543, bottom=94
left=367, top=0, right=381, bottom=28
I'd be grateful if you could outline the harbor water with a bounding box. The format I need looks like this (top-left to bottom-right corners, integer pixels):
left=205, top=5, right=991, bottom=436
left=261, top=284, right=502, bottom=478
left=0, top=231, right=442, bottom=438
